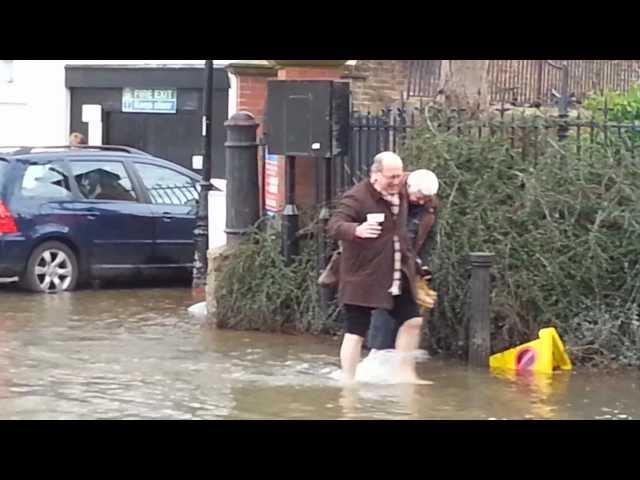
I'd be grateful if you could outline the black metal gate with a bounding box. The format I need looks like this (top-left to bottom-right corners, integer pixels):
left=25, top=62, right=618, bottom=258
left=332, top=107, right=419, bottom=198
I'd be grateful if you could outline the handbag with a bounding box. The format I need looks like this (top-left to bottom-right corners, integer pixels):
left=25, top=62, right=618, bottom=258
left=318, top=249, right=341, bottom=288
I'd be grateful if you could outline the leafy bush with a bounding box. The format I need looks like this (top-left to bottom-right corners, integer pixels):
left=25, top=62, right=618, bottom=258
left=214, top=109, right=640, bottom=367
left=214, top=219, right=341, bottom=335
left=400, top=112, right=640, bottom=367
left=583, top=85, right=640, bottom=123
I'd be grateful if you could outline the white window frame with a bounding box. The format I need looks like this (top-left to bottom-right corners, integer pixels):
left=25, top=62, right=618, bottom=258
left=0, top=60, right=13, bottom=83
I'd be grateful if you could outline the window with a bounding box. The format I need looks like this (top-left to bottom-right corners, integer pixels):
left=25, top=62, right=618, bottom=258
left=135, top=163, right=199, bottom=206
left=21, top=163, right=73, bottom=200
left=0, top=60, right=14, bottom=83
left=406, top=60, right=442, bottom=99
left=70, top=161, right=138, bottom=202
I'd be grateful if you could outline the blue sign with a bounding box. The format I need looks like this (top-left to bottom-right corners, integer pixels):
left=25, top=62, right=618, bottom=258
left=122, top=88, right=177, bottom=114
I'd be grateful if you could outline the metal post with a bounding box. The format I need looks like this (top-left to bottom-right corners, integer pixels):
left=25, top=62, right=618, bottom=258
left=317, top=155, right=332, bottom=321
left=192, top=59, right=214, bottom=289
left=468, top=252, right=494, bottom=367
left=282, top=155, right=299, bottom=265
left=224, top=112, right=260, bottom=245
left=558, top=63, right=570, bottom=141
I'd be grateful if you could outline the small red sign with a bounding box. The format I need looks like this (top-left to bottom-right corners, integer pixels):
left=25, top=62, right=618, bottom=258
left=264, top=154, right=283, bottom=213
left=516, top=347, right=537, bottom=371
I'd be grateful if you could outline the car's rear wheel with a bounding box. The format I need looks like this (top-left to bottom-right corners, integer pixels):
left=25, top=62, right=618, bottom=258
left=21, top=241, right=78, bottom=293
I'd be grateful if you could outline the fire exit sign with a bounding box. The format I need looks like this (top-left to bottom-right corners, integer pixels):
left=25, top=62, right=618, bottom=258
left=122, top=88, right=177, bottom=114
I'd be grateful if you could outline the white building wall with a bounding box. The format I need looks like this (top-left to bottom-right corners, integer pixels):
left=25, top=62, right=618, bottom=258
left=0, top=60, right=236, bottom=147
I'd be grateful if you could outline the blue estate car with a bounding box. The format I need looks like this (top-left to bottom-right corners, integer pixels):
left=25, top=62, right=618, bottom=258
left=0, top=146, right=203, bottom=292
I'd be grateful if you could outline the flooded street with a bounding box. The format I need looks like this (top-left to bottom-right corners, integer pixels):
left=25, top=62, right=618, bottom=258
left=0, top=285, right=638, bottom=419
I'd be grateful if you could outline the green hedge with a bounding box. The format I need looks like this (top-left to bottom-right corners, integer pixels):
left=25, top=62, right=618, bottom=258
left=400, top=117, right=640, bottom=367
left=214, top=220, right=341, bottom=335
left=214, top=114, right=640, bottom=368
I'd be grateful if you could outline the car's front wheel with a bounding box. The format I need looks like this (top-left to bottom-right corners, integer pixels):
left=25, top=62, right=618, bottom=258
left=21, top=241, right=79, bottom=293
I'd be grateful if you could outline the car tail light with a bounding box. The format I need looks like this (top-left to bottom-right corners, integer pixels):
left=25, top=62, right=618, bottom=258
left=0, top=201, right=18, bottom=234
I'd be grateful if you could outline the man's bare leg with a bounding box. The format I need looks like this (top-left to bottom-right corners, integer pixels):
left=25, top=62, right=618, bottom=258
left=395, top=317, right=432, bottom=384
left=340, top=333, right=364, bottom=383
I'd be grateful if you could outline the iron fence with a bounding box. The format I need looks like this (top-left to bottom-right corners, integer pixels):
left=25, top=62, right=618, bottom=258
left=332, top=108, right=420, bottom=195
left=406, top=60, right=640, bottom=106
left=335, top=101, right=640, bottom=195
left=406, top=60, right=442, bottom=99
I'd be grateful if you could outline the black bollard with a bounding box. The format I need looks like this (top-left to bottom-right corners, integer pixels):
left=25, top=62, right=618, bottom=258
left=468, top=252, right=494, bottom=367
left=282, top=155, right=299, bottom=265
left=224, top=112, right=260, bottom=245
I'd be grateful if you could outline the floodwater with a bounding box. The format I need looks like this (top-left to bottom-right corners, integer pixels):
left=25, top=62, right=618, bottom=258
left=0, top=284, right=638, bottom=420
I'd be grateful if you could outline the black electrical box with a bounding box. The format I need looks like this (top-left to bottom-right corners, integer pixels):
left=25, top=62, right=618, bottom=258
left=265, top=80, right=350, bottom=158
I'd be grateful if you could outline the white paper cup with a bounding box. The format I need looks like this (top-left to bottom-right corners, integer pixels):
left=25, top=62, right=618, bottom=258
left=367, top=213, right=385, bottom=224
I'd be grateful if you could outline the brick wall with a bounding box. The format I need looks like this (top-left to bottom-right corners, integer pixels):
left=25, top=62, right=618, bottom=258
left=232, top=70, right=276, bottom=136
left=342, top=60, right=411, bottom=113
left=277, top=67, right=345, bottom=81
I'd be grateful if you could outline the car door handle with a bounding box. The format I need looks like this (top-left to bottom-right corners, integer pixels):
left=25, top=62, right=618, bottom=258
left=161, top=212, right=175, bottom=222
left=86, top=208, right=100, bottom=220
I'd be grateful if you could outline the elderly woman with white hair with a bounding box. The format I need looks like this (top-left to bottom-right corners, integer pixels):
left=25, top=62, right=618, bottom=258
left=367, top=168, right=440, bottom=352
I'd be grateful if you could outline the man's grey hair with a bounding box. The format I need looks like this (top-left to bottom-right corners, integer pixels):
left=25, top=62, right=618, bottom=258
left=370, top=151, right=402, bottom=174
left=407, top=169, right=439, bottom=196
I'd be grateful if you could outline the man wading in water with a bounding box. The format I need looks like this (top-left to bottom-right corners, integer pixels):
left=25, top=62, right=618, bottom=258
left=328, top=152, right=428, bottom=384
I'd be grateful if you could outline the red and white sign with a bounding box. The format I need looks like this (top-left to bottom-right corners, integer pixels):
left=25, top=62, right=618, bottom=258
left=264, top=153, right=283, bottom=213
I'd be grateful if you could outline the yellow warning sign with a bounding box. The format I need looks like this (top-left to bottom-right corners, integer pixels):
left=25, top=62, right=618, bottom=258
left=489, top=327, right=572, bottom=374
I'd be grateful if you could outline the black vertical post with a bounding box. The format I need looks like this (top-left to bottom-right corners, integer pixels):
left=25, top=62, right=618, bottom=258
left=282, top=155, right=299, bottom=265
left=316, top=155, right=332, bottom=322
left=192, top=59, right=214, bottom=289
left=224, top=112, right=260, bottom=245
left=468, top=252, right=494, bottom=367
left=558, top=63, right=570, bottom=142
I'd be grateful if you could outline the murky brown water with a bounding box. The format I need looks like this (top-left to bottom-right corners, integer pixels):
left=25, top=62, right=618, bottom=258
left=0, top=284, right=638, bottom=419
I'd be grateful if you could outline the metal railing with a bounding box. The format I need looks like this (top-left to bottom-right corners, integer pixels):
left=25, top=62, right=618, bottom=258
left=406, top=60, right=442, bottom=99
left=334, top=101, right=640, bottom=196
left=406, top=60, right=640, bottom=106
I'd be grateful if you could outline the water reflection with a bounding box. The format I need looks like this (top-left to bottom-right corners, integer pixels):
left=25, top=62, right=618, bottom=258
left=0, top=285, right=639, bottom=419
left=490, top=368, right=571, bottom=419
left=339, top=383, right=424, bottom=419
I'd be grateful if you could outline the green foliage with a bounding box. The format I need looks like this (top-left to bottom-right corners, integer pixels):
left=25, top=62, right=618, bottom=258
left=583, top=85, right=640, bottom=123
left=400, top=113, right=640, bottom=367
left=214, top=219, right=341, bottom=335
left=214, top=109, right=640, bottom=367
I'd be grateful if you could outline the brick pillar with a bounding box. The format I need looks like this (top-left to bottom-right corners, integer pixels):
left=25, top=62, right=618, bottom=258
left=277, top=66, right=345, bottom=81
left=226, top=61, right=277, bottom=137
left=226, top=61, right=277, bottom=213
left=270, top=62, right=347, bottom=210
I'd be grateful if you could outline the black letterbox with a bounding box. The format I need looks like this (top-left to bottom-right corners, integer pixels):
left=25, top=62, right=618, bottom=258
left=265, top=80, right=350, bottom=158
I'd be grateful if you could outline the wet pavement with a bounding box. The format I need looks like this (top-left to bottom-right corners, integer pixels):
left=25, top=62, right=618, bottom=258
left=0, top=284, right=638, bottom=419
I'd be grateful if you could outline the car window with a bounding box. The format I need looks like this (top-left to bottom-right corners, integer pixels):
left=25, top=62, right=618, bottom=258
left=21, top=162, right=73, bottom=200
left=135, top=163, right=199, bottom=206
left=70, top=161, right=138, bottom=202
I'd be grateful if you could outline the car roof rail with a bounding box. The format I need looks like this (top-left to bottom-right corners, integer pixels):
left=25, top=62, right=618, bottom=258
left=0, top=145, right=153, bottom=156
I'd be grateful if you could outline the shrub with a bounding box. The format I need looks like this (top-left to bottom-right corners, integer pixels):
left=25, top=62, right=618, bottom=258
left=214, top=219, right=341, bottom=335
left=400, top=112, right=640, bottom=366
left=214, top=110, right=640, bottom=367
